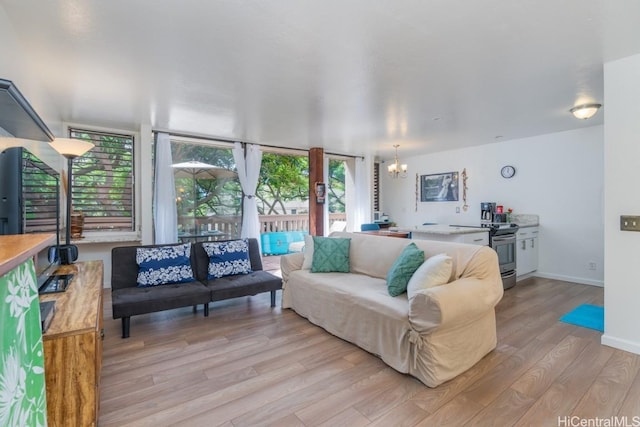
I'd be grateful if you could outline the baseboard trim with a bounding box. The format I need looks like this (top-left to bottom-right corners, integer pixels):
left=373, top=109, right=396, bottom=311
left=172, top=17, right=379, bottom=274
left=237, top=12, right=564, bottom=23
left=601, top=334, right=640, bottom=356
left=532, top=272, right=604, bottom=287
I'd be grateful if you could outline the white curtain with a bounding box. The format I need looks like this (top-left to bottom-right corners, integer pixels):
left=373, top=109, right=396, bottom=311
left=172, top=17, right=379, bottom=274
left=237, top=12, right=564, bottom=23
left=233, top=142, right=263, bottom=244
left=353, top=155, right=373, bottom=229
left=153, top=132, right=178, bottom=244
left=323, top=155, right=330, bottom=235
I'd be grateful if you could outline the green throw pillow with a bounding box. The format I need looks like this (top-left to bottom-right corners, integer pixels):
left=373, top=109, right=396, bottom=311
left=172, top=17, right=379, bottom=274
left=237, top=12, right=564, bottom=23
left=387, top=242, right=425, bottom=296
left=311, top=237, right=351, bottom=273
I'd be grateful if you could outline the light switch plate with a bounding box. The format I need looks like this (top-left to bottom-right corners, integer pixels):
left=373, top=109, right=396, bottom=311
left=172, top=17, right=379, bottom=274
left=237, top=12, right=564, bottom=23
left=620, top=215, right=640, bottom=231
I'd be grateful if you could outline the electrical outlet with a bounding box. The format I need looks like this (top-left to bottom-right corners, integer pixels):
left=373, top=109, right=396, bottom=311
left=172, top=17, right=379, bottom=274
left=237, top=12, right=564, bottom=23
left=456, top=207, right=460, bottom=213
left=588, top=262, right=596, bottom=270
left=620, top=215, right=640, bottom=231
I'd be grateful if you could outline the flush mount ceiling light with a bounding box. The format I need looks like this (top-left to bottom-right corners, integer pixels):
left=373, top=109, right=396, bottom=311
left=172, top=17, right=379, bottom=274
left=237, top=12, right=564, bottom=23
left=388, top=144, right=407, bottom=179
left=570, top=103, right=602, bottom=120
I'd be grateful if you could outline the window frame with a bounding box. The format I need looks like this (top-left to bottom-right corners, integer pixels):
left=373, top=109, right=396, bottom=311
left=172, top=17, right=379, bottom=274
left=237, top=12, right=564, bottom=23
left=64, top=123, right=140, bottom=240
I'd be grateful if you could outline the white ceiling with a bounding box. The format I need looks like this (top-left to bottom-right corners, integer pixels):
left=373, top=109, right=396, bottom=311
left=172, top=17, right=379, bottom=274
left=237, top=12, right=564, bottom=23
left=2, top=0, right=640, bottom=159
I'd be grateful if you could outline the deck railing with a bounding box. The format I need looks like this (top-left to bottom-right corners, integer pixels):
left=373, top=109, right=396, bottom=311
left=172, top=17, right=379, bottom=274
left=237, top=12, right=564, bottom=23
left=178, top=213, right=347, bottom=237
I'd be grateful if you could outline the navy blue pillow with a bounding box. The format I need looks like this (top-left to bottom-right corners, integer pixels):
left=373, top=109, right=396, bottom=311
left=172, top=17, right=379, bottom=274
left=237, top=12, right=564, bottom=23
left=136, top=243, right=195, bottom=287
left=203, top=239, right=253, bottom=279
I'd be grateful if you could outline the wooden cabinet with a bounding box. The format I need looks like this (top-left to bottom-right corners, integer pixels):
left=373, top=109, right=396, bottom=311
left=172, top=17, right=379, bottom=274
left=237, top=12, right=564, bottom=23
left=40, top=260, right=104, bottom=427
left=516, top=227, right=539, bottom=277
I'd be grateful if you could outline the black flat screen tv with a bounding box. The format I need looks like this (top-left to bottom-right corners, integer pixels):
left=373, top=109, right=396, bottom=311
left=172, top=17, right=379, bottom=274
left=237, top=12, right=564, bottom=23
left=0, top=146, right=63, bottom=288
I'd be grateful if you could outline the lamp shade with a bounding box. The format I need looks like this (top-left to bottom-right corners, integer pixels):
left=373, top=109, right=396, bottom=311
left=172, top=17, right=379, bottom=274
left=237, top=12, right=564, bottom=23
left=570, top=103, right=602, bottom=120
left=49, top=137, right=94, bottom=158
left=0, top=137, right=33, bottom=151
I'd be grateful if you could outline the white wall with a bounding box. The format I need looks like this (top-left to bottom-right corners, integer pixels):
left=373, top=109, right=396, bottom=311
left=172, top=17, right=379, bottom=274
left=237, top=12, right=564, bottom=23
left=1, top=6, right=63, bottom=170
left=602, top=53, right=640, bottom=355
left=0, top=6, right=61, bottom=135
left=381, top=126, right=604, bottom=286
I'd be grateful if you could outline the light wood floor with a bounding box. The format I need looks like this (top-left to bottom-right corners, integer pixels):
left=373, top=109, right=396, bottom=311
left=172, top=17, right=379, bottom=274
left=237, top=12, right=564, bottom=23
left=98, top=276, right=640, bottom=426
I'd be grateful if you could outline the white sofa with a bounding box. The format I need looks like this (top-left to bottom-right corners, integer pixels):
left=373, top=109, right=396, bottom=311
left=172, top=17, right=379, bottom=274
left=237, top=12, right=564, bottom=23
left=280, top=231, right=503, bottom=387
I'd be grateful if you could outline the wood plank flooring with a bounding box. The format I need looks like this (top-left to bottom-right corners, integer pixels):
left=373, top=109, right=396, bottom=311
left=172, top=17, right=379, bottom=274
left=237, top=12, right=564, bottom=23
left=98, top=276, right=640, bottom=426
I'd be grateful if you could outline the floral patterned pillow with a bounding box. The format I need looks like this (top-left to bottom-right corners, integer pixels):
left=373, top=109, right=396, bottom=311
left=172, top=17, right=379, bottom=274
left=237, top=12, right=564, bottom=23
left=136, top=243, right=195, bottom=287
left=203, top=239, right=253, bottom=279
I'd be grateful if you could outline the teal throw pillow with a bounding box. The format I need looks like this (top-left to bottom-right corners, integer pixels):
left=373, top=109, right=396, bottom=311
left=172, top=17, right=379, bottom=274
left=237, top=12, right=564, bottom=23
left=387, top=242, right=425, bottom=296
left=311, top=237, right=351, bottom=273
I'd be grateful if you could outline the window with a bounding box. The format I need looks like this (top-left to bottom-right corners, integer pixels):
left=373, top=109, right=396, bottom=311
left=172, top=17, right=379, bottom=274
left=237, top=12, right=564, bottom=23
left=170, top=139, right=241, bottom=239
left=258, top=152, right=309, bottom=216
left=69, top=128, right=135, bottom=231
left=22, top=149, right=59, bottom=233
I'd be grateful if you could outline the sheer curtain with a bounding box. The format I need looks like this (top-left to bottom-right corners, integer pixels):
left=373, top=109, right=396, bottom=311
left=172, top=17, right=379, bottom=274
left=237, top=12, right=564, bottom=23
left=153, top=132, right=178, bottom=244
left=323, top=154, right=330, bottom=235
left=233, top=142, right=263, bottom=244
left=353, top=154, right=373, bottom=229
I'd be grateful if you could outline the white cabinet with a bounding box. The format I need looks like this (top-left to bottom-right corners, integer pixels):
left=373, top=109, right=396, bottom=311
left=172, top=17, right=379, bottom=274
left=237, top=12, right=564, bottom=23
left=516, top=227, right=539, bottom=277
left=462, top=232, right=489, bottom=245
left=411, top=231, right=489, bottom=245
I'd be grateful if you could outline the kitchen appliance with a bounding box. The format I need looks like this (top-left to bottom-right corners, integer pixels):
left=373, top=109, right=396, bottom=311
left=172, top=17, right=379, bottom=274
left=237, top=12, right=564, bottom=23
left=481, top=202, right=509, bottom=223
left=450, top=222, right=519, bottom=289
left=488, top=223, right=519, bottom=289
left=480, top=202, right=496, bottom=222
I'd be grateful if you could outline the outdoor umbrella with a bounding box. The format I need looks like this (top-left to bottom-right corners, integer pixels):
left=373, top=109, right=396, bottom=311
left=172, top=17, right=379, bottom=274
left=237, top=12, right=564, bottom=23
left=171, top=160, right=237, bottom=233
left=171, top=160, right=237, bottom=180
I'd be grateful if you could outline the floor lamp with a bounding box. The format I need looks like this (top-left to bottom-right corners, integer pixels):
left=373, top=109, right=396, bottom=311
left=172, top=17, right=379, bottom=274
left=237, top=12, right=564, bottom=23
left=49, top=138, right=94, bottom=264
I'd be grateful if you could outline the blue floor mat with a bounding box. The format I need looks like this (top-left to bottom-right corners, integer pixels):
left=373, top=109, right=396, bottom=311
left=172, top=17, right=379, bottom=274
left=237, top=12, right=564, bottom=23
left=559, top=304, right=604, bottom=332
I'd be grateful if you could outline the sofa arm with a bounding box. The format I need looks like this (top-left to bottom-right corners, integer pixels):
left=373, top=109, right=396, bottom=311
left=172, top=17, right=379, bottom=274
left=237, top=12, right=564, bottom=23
left=280, top=252, right=304, bottom=282
left=409, top=275, right=503, bottom=334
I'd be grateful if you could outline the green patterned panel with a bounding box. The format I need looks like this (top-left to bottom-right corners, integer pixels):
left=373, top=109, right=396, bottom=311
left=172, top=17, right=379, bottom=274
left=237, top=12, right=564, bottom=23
left=0, top=259, right=48, bottom=427
left=311, top=237, right=351, bottom=273
left=387, top=242, right=425, bottom=297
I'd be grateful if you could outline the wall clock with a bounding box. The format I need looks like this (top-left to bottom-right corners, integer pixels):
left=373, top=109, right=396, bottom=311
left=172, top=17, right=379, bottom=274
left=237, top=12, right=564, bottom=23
left=501, top=165, right=516, bottom=179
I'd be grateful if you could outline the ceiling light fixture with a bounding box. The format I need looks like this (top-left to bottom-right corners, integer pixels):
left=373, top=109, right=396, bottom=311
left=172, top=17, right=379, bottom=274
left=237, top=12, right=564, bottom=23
left=388, top=144, right=407, bottom=179
left=570, top=103, right=602, bottom=120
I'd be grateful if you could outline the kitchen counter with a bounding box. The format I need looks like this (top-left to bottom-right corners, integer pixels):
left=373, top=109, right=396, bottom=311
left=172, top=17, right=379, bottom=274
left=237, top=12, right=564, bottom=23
left=393, top=224, right=489, bottom=235
left=511, top=214, right=539, bottom=228
left=393, top=224, right=489, bottom=245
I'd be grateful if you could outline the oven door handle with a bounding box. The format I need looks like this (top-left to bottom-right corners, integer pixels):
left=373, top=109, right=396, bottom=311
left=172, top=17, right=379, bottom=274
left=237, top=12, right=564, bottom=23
left=492, top=236, right=516, bottom=242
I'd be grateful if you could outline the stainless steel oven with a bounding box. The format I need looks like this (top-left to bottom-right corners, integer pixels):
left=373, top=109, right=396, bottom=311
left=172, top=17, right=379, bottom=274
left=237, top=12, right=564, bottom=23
left=492, top=234, right=516, bottom=273
left=489, top=225, right=518, bottom=289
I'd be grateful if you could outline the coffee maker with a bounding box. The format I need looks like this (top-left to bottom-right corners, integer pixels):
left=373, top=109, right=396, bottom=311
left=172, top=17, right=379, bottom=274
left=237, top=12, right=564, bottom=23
left=481, top=202, right=496, bottom=223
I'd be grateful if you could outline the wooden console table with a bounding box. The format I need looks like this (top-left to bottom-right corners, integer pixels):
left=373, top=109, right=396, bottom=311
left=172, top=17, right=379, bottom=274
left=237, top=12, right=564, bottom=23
left=40, top=260, right=104, bottom=427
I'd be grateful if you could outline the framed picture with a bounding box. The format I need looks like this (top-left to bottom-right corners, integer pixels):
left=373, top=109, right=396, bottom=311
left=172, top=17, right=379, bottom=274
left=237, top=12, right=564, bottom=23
left=420, top=172, right=459, bottom=202
left=314, top=182, right=326, bottom=204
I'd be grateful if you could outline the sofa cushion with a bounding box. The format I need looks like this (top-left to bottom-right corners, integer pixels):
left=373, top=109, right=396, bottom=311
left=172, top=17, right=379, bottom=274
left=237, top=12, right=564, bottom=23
left=136, top=243, right=195, bottom=287
left=386, top=242, right=425, bottom=296
left=203, top=270, right=282, bottom=301
left=407, top=253, right=452, bottom=299
left=112, top=282, right=210, bottom=318
left=203, top=239, right=253, bottom=279
left=311, top=236, right=351, bottom=273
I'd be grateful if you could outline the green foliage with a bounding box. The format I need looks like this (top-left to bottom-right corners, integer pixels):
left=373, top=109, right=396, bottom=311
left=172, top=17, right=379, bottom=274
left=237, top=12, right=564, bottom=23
left=171, top=143, right=242, bottom=217
left=71, top=131, right=134, bottom=224
left=169, top=143, right=346, bottom=222
left=257, top=153, right=309, bottom=214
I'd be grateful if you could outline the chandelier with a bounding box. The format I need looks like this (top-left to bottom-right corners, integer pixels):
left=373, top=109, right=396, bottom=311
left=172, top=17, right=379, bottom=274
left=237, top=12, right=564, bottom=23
left=388, top=144, right=408, bottom=179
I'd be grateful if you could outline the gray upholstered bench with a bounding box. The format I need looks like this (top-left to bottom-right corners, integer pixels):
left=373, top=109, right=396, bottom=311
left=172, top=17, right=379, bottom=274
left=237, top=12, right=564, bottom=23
left=111, top=238, right=282, bottom=338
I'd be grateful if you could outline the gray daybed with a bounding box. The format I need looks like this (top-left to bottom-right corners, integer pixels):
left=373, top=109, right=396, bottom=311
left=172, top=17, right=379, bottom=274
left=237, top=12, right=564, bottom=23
left=111, top=238, right=282, bottom=338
